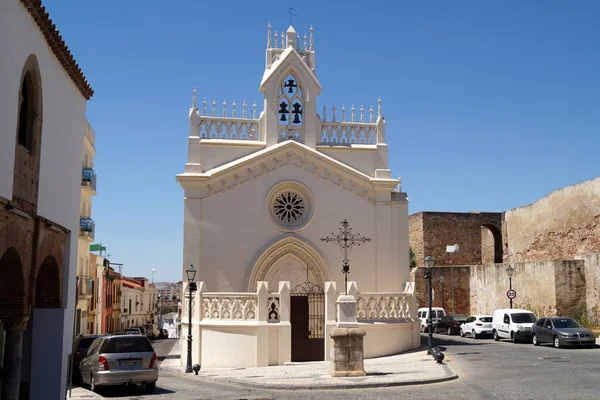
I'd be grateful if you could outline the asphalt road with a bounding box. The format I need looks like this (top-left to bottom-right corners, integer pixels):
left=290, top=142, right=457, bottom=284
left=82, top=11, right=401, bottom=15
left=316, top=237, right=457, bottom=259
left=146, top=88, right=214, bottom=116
left=97, top=334, right=600, bottom=399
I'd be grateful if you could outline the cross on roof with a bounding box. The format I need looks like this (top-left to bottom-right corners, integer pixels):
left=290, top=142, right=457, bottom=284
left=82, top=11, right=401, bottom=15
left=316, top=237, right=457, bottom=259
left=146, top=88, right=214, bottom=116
left=321, top=219, right=371, bottom=294
left=288, top=7, right=297, bottom=26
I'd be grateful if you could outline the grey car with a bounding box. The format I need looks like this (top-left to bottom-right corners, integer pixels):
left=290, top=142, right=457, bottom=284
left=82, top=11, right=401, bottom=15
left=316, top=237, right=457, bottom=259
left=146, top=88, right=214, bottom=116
left=80, top=334, right=158, bottom=393
left=532, top=317, right=596, bottom=348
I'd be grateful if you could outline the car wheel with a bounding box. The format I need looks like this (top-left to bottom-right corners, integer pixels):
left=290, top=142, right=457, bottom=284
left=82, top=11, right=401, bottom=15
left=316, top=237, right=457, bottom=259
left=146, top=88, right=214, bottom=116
left=554, top=335, right=561, bottom=349
left=472, top=330, right=478, bottom=339
left=146, top=382, right=156, bottom=393
left=493, top=330, right=499, bottom=341
left=460, top=329, right=465, bottom=337
left=512, top=332, right=518, bottom=343
left=532, top=333, right=539, bottom=346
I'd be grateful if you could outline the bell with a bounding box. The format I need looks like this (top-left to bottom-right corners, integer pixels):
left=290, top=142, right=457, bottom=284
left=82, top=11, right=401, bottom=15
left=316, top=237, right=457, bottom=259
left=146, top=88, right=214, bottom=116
left=280, top=114, right=287, bottom=122
left=293, top=114, right=301, bottom=124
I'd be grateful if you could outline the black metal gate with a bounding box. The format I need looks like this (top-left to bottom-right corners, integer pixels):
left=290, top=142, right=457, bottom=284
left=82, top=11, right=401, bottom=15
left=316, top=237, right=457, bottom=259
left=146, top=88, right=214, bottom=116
left=291, top=281, right=324, bottom=362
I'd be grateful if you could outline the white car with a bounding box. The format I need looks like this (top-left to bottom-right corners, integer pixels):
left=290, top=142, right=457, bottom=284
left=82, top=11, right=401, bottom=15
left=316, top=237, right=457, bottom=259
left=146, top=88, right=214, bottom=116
left=417, top=307, right=446, bottom=332
left=460, top=315, right=493, bottom=338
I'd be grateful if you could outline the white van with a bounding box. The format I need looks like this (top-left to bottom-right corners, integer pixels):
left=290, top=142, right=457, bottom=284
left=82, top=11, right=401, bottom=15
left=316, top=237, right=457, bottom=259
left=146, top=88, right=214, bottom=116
left=492, top=309, right=538, bottom=343
left=417, top=307, right=446, bottom=332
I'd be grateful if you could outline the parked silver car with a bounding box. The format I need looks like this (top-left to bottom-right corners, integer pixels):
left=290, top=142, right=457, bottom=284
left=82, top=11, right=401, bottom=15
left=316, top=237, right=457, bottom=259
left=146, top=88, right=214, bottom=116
left=80, top=334, right=158, bottom=393
left=532, top=317, right=596, bottom=348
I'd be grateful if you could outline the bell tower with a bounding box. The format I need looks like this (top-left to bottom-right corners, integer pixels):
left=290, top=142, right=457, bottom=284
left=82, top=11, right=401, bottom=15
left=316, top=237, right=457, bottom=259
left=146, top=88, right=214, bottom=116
left=260, top=23, right=322, bottom=148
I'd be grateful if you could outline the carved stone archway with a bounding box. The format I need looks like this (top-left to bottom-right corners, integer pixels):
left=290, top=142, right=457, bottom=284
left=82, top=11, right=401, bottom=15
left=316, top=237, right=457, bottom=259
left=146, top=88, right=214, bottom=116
left=247, top=236, right=329, bottom=291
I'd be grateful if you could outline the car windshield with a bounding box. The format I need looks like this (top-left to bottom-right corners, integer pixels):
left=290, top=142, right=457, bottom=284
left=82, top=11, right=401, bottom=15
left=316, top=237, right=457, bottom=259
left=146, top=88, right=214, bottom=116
left=479, top=317, right=492, bottom=322
left=100, top=336, right=153, bottom=354
left=553, top=319, right=581, bottom=328
left=512, top=313, right=537, bottom=323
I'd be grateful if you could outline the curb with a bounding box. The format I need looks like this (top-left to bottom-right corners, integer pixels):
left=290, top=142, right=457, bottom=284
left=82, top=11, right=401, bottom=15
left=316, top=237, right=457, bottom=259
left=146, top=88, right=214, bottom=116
left=66, top=386, right=106, bottom=399
left=159, top=363, right=458, bottom=391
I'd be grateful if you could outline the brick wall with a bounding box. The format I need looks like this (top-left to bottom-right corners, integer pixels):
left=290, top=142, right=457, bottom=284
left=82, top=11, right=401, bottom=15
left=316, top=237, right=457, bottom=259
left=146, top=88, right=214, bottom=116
left=411, top=266, right=471, bottom=315
left=409, top=212, right=503, bottom=267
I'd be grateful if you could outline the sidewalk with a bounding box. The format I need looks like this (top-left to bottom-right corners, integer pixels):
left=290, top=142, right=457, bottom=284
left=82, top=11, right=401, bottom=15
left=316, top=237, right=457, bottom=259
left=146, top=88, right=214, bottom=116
left=159, top=340, right=457, bottom=390
left=65, top=386, right=105, bottom=399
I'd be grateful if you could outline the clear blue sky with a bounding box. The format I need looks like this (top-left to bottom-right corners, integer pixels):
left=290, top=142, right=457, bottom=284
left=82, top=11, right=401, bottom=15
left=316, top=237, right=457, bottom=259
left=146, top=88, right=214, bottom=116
left=44, top=0, right=599, bottom=282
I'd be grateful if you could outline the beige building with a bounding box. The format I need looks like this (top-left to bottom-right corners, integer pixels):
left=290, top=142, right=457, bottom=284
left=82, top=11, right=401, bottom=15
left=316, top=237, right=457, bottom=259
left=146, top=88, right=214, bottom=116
left=76, top=119, right=97, bottom=335
left=121, top=277, right=158, bottom=330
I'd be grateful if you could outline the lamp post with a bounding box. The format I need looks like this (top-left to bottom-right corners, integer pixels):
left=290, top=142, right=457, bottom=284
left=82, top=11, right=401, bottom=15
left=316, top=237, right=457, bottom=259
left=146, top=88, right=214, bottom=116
left=505, top=265, right=515, bottom=309
left=424, top=256, right=436, bottom=354
left=185, top=265, right=197, bottom=374
left=439, top=275, right=445, bottom=311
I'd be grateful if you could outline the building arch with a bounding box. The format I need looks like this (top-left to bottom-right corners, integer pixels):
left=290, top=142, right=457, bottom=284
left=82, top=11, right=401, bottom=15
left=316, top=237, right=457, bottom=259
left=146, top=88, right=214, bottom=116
left=34, top=255, right=61, bottom=308
left=247, top=236, right=330, bottom=291
left=481, top=223, right=503, bottom=264
left=0, top=247, right=27, bottom=324
left=13, top=54, right=43, bottom=211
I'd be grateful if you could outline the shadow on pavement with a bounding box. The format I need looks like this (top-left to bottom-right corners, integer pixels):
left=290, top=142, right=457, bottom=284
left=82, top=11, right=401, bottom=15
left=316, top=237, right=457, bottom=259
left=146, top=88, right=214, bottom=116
left=94, top=384, right=176, bottom=398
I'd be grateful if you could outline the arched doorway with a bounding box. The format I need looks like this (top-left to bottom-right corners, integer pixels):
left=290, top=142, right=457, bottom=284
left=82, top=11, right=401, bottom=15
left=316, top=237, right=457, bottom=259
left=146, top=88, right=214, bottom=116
left=249, top=237, right=328, bottom=361
left=34, top=255, right=61, bottom=308
left=481, top=223, right=503, bottom=264
left=0, top=247, right=27, bottom=400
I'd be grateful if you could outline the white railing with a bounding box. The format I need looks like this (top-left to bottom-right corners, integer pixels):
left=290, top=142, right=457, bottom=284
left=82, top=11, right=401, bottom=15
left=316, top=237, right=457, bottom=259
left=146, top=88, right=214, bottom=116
left=319, top=122, right=377, bottom=145
left=201, top=293, right=258, bottom=321
left=198, top=117, right=259, bottom=141
left=356, top=293, right=414, bottom=321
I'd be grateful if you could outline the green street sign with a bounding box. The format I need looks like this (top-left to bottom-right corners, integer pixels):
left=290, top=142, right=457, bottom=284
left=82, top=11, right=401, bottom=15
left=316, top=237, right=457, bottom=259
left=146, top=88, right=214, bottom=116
left=90, top=244, right=105, bottom=252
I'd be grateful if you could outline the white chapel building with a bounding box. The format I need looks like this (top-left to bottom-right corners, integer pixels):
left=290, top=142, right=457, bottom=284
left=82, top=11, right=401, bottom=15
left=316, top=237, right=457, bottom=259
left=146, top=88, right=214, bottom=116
left=177, top=24, right=419, bottom=368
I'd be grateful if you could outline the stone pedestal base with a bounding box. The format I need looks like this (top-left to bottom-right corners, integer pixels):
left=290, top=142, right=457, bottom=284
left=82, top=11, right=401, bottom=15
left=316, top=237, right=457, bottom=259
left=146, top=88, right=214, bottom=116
left=329, top=327, right=366, bottom=377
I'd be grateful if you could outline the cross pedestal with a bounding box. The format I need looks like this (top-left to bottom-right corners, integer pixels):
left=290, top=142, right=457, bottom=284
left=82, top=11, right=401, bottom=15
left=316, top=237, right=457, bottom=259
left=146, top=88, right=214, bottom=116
left=329, top=295, right=366, bottom=377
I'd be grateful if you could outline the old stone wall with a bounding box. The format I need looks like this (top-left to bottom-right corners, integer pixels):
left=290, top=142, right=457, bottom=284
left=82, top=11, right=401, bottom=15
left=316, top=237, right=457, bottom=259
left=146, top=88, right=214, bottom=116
left=408, top=214, right=423, bottom=268
left=505, top=177, right=600, bottom=263
left=577, top=252, right=600, bottom=324
left=409, top=212, right=503, bottom=267
left=411, top=266, right=471, bottom=315
left=469, top=260, right=587, bottom=318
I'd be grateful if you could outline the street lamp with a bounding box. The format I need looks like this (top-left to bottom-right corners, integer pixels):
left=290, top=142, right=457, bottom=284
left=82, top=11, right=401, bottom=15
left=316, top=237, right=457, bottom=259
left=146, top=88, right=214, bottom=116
left=185, top=265, right=198, bottom=374
left=505, top=265, right=515, bottom=309
left=424, top=256, right=436, bottom=355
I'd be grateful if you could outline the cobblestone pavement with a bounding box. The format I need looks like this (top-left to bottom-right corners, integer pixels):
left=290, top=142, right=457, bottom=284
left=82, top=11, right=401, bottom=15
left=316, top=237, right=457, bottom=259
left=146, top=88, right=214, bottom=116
left=97, top=335, right=600, bottom=399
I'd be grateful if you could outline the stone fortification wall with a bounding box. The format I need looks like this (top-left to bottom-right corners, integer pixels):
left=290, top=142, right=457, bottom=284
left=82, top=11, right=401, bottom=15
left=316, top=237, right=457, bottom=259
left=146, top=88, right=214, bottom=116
left=469, top=260, right=586, bottom=318
left=505, top=177, right=600, bottom=263
left=577, top=252, right=600, bottom=323
left=411, top=266, right=471, bottom=315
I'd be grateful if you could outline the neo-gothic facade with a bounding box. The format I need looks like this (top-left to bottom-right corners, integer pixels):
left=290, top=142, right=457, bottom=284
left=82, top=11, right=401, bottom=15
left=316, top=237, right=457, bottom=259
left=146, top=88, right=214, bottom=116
left=177, top=23, right=414, bottom=367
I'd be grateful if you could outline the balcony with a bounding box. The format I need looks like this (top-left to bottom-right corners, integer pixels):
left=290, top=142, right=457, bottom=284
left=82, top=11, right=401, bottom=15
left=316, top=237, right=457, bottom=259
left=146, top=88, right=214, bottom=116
left=82, top=168, right=97, bottom=193
left=77, top=275, right=93, bottom=299
left=80, top=217, right=95, bottom=240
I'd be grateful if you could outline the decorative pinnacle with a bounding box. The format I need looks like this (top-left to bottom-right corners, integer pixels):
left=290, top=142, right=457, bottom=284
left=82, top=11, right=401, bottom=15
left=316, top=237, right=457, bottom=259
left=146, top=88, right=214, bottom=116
left=377, top=97, right=382, bottom=118
left=232, top=99, right=237, bottom=118
left=341, top=104, right=346, bottom=122
left=303, top=33, right=308, bottom=51
left=274, top=31, right=278, bottom=49
left=309, top=25, right=314, bottom=51
left=202, top=98, right=207, bottom=116
left=212, top=99, right=216, bottom=117
left=222, top=99, right=227, bottom=117
left=252, top=101, right=257, bottom=119
left=267, top=22, right=272, bottom=49
left=242, top=100, right=247, bottom=118
left=322, top=104, right=327, bottom=122
left=332, top=104, right=336, bottom=122
left=280, top=33, right=284, bottom=49
left=192, top=87, right=197, bottom=110
left=360, top=105, right=364, bottom=123
left=351, top=105, right=355, bottom=122
left=369, top=105, right=374, bottom=123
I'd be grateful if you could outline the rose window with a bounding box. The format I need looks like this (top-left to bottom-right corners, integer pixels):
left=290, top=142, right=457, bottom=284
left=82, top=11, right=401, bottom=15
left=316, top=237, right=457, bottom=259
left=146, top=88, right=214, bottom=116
left=267, top=182, right=314, bottom=232
left=273, top=191, right=305, bottom=223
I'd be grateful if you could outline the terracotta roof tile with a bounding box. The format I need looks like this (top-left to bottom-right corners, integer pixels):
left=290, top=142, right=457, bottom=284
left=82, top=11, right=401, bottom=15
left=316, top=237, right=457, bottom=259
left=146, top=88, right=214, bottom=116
left=21, top=0, right=94, bottom=99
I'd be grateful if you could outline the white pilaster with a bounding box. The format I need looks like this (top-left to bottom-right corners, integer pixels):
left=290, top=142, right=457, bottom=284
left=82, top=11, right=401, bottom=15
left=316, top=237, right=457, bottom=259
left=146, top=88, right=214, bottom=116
left=256, top=281, right=269, bottom=366
left=277, top=281, right=291, bottom=365
left=324, top=281, right=337, bottom=361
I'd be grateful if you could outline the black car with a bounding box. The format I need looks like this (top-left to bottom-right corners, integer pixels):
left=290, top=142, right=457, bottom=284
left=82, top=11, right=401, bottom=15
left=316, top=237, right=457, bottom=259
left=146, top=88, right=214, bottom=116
left=72, top=334, right=103, bottom=383
left=434, top=314, right=468, bottom=335
left=532, top=317, right=596, bottom=348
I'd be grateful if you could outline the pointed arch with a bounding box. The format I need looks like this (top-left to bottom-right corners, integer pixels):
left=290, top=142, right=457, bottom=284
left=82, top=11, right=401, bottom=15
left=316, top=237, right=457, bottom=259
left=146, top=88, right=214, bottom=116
left=277, top=70, right=305, bottom=143
left=0, top=247, right=27, bottom=322
left=34, top=255, right=61, bottom=308
left=13, top=53, right=43, bottom=212
left=247, top=236, right=330, bottom=291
